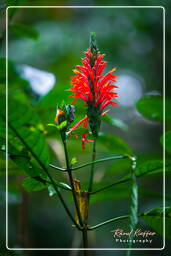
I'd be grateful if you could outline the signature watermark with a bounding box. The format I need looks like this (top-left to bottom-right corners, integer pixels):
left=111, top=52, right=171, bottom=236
left=111, top=228, right=156, bottom=244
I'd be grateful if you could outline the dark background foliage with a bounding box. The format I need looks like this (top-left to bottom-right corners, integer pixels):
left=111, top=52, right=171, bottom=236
left=0, top=0, right=171, bottom=255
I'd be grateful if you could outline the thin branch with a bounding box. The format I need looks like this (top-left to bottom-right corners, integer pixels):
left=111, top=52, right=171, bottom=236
left=90, top=177, right=130, bottom=195
left=49, top=155, right=127, bottom=172
left=49, top=164, right=66, bottom=171
left=87, top=215, right=129, bottom=230
left=72, top=154, right=127, bottom=171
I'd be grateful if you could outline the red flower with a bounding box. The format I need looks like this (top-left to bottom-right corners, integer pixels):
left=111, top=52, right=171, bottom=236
left=69, top=49, right=118, bottom=110
left=69, top=34, right=118, bottom=144
left=69, top=116, right=88, bottom=132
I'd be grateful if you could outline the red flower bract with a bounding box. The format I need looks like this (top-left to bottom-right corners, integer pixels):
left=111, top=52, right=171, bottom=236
left=69, top=38, right=118, bottom=144
left=69, top=49, right=118, bottom=110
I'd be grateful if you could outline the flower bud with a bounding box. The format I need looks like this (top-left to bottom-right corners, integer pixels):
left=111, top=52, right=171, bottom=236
left=54, top=109, right=65, bottom=124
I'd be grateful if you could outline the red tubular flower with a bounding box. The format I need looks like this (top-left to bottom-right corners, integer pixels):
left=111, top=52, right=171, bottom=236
left=69, top=49, right=118, bottom=111
left=69, top=33, right=118, bottom=141
left=81, top=133, right=94, bottom=150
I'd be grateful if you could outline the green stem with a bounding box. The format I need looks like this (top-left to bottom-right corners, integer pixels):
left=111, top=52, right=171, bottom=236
left=90, top=177, right=130, bottom=195
left=61, top=136, right=83, bottom=227
left=49, top=154, right=126, bottom=172
left=127, top=157, right=138, bottom=255
left=8, top=122, right=80, bottom=229
left=72, top=154, right=127, bottom=171
left=88, top=215, right=129, bottom=230
left=88, top=139, right=96, bottom=193
left=49, top=164, right=66, bottom=171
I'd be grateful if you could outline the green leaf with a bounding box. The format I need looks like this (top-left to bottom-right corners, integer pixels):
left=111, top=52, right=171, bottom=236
left=135, top=160, right=165, bottom=176
left=136, top=96, right=171, bottom=123
left=0, top=137, right=44, bottom=177
left=57, top=120, right=67, bottom=130
left=98, top=133, right=133, bottom=155
left=102, top=115, right=129, bottom=131
left=160, top=131, right=171, bottom=155
left=9, top=23, right=39, bottom=40
left=140, top=207, right=171, bottom=240
left=47, top=123, right=59, bottom=130
left=70, top=157, right=77, bottom=167
left=22, top=177, right=48, bottom=192
left=0, top=99, right=50, bottom=171
left=136, top=96, right=163, bottom=122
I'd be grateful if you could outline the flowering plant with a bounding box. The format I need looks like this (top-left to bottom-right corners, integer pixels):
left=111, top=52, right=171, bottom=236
left=2, top=31, right=167, bottom=253
left=48, top=33, right=138, bottom=252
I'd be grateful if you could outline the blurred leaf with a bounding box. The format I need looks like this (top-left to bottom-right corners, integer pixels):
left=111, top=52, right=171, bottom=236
left=136, top=96, right=171, bottom=123
left=98, top=133, right=133, bottom=155
left=90, top=183, right=131, bottom=204
left=9, top=23, right=39, bottom=40
left=22, top=177, right=48, bottom=192
left=135, top=160, right=165, bottom=176
left=140, top=207, right=171, bottom=240
left=102, top=115, right=129, bottom=131
left=0, top=58, right=29, bottom=100
left=136, top=96, right=163, bottom=122
left=0, top=99, right=50, bottom=171
left=0, top=137, right=43, bottom=176
left=160, top=131, right=171, bottom=155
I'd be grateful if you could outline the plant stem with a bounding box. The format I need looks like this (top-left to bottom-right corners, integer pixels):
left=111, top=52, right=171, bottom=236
left=72, top=154, right=127, bottom=171
left=90, top=177, right=130, bottom=195
left=88, top=139, right=96, bottom=193
left=127, top=157, right=138, bottom=255
left=88, top=215, right=129, bottom=230
left=50, top=154, right=126, bottom=172
left=61, top=136, right=83, bottom=227
left=49, top=164, right=66, bottom=171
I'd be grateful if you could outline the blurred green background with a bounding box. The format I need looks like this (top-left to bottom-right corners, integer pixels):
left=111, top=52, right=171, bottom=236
left=0, top=0, right=171, bottom=255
